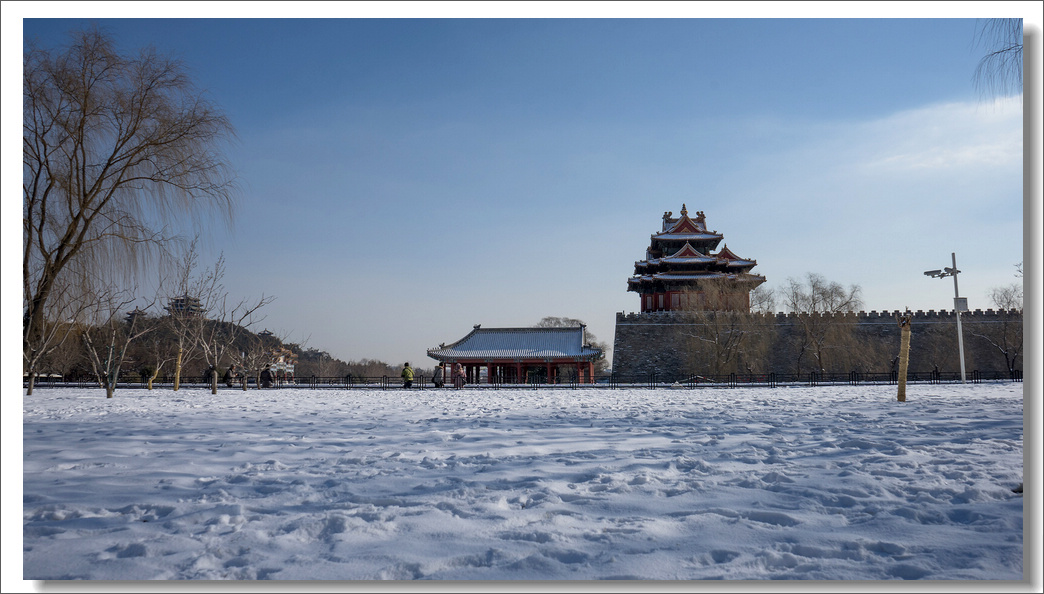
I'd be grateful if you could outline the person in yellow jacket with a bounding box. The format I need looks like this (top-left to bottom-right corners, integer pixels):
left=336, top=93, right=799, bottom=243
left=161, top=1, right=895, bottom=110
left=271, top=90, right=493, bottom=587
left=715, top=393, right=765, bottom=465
left=401, top=362, right=414, bottom=388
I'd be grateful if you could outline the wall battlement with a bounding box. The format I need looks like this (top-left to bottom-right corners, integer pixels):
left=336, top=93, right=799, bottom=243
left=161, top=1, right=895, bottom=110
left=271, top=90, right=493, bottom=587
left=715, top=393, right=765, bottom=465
left=612, top=309, right=1023, bottom=377
left=616, top=309, right=1022, bottom=324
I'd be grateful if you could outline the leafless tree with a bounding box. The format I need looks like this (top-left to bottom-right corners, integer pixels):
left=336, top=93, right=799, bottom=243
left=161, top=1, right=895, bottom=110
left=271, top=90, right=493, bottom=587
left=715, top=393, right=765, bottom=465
left=238, top=329, right=287, bottom=390
left=677, top=280, right=774, bottom=377
left=161, top=242, right=274, bottom=392
left=780, top=273, right=864, bottom=376
left=22, top=264, right=94, bottom=394
left=163, top=243, right=206, bottom=390
left=23, top=27, right=236, bottom=384
left=79, top=287, right=158, bottom=398
left=749, top=284, right=776, bottom=314
left=535, top=316, right=610, bottom=375
left=192, top=255, right=275, bottom=393
left=974, top=18, right=1023, bottom=99
left=137, top=316, right=179, bottom=389
left=969, top=281, right=1023, bottom=375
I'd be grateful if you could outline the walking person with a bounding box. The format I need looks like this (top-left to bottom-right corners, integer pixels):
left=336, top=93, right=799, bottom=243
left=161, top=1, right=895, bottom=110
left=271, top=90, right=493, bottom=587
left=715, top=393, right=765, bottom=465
left=452, top=362, right=465, bottom=390
left=401, top=362, right=414, bottom=389
left=432, top=364, right=444, bottom=388
left=260, top=366, right=273, bottom=388
left=223, top=365, right=235, bottom=388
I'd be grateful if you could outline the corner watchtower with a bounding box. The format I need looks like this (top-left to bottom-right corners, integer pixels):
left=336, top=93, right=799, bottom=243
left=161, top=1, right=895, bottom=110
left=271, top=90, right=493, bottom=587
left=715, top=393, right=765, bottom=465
left=626, top=204, right=765, bottom=312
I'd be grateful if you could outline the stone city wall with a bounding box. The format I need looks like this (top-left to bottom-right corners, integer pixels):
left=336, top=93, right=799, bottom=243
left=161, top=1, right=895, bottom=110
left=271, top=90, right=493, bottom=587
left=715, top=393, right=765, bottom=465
left=612, top=308, right=1023, bottom=379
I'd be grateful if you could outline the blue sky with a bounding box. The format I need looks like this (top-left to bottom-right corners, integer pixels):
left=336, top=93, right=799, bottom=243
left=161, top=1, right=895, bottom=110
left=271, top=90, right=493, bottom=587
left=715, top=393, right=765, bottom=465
left=7, top=3, right=1039, bottom=369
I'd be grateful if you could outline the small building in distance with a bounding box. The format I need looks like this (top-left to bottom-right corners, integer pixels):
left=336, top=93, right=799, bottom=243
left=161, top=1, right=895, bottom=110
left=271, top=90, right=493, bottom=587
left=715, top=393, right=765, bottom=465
left=428, top=325, right=603, bottom=384
left=627, top=204, right=765, bottom=312
left=166, top=295, right=203, bottom=318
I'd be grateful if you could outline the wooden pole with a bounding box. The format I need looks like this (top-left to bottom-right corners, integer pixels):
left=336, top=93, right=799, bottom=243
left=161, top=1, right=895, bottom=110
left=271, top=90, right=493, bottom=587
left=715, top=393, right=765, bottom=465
left=897, top=314, right=912, bottom=402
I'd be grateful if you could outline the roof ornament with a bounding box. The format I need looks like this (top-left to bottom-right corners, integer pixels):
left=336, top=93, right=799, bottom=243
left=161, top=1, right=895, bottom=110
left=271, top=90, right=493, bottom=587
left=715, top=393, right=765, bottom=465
left=680, top=204, right=688, bottom=216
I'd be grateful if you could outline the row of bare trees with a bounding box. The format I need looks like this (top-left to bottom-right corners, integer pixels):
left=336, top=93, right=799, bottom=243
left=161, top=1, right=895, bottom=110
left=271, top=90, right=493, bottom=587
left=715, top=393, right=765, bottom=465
left=25, top=240, right=276, bottom=398
left=676, top=277, right=827, bottom=376
left=676, top=271, right=1022, bottom=378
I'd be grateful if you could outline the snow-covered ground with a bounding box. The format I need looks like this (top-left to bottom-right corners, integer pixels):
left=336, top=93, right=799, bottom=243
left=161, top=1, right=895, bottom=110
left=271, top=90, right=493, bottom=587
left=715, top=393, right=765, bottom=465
left=21, top=382, right=1025, bottom=582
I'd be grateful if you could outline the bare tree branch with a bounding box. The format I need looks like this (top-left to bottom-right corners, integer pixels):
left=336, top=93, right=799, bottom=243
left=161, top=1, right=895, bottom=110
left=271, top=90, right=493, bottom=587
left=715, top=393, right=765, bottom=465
left=24, top=27, right=237, bottom=377
left=974, top=18, right=1023, bottom=99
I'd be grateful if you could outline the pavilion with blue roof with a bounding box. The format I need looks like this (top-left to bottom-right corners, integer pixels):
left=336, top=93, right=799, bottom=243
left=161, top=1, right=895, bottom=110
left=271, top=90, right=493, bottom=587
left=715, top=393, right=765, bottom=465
left=427, top=325, right=602, bottom=384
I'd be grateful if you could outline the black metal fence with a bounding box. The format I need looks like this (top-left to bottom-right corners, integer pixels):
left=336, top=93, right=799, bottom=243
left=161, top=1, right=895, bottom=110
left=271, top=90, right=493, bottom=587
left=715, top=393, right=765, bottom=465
left=24, top=368, right=1023, bottom=391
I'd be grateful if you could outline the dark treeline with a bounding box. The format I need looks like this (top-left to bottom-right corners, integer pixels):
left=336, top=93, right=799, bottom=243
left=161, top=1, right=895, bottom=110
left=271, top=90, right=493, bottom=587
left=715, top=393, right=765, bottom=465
left=35, top=312, right=432, bottom=387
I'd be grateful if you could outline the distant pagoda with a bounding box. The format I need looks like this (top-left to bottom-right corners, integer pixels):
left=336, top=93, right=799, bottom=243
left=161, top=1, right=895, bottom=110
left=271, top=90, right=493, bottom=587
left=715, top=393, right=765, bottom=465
left=166, top=295, right=203, bottom=318
left=627, top=204, right=765, bottom=312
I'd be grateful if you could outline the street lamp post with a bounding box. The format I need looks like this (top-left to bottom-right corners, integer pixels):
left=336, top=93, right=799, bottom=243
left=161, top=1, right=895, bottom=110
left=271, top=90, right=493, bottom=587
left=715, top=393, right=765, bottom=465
left=924, top=252, right=967, bottom=383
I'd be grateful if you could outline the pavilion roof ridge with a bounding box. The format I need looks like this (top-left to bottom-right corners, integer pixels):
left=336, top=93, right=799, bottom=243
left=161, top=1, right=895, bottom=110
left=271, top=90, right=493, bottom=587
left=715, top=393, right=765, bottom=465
left=665, top=242, right=706, bottom=258
left=428, top=325, right=601, bottom=362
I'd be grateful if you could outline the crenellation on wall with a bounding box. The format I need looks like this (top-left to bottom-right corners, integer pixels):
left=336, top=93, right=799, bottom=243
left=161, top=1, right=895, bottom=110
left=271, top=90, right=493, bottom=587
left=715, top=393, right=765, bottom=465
left=613, top=308, right=1023, bottom=378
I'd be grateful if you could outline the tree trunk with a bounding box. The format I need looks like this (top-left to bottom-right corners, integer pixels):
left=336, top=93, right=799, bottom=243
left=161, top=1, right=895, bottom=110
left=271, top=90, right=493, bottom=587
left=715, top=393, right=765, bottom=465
left=211, top=369, right=218, bottom=395
left=897, top=316, right=912, bottom=402
left=26, top=372, right=36, bottom=396
left=173, top=347, right=183, bottom=391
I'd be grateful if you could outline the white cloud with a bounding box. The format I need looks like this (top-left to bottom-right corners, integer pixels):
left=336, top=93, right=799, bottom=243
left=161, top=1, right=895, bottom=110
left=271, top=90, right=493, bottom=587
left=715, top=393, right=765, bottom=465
left=859, top=97, right=1022, bottom=173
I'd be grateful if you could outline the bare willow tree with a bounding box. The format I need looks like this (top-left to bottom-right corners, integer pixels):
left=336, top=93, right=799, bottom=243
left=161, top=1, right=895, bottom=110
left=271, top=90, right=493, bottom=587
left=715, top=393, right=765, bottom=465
left=974, top=18, right=1024, bottom=99
left=781, top=273, right=863, bottom=376
left=23, top=27, right=236, bottom=387
left=678, top=280, right=775, bottom=378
